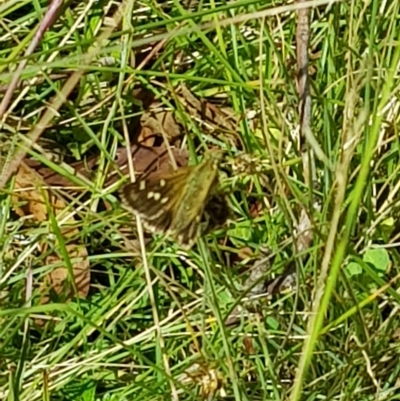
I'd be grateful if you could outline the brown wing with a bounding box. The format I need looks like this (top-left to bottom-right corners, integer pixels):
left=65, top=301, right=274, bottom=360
left=119, top=167, right=192, bottom=234
left=120, top=151, right=223, bottom=248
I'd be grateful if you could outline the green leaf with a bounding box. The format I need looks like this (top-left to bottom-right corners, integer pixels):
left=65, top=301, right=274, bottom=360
left=345, top=262, right=363, bottom=277
left=227, top=221, right=252, bottom=241
left=363, top=248, right=390, bottom=272
left=266, top=316, right=279, bottom=330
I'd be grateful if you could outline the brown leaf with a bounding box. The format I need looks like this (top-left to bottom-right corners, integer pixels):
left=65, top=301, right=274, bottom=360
left=137, top=126, right=156, bottom=147
left=237, top=247, right=254, bottom=260
left=132, top=86, right=156, bottom=110
left=13, top=162, right=57, bottom=221
left=11, top=162, right=90, bottom=305
left=156, top=146, right=189, bottom=172
left=42, top=244, right=90, bottom=302
left=112, top=144, right=189, bottom=186
left=249, top=201, right=263, bottom=218
left=140, top=107, right=181, bottom=140
left=24, top=156, right=97, bottom=188
left=115, top=144, right=165, bottom=173
left=243, top=335, right=255, bottom=355
left=24, top=144, right=189, bottom=189
left=179, top=84, right=238, bottom=133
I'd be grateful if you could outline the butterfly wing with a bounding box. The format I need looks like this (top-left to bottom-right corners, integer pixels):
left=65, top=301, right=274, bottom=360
left=120, top=167, right=192, bottom=234
left=168, top=159, right=220, bottom=246
left=120, top=151, right=222, bottom=248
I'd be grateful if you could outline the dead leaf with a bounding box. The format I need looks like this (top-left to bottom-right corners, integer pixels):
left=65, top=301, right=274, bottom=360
left=42, top=244, right=90, bottom=302
left=155, top=146, right=189, bottom=172
left=137, top=126, right=156, bottom=147
left=249, top=201, right=263, bottom=218
left=12, top=163, right=52, bottom=221
left=238, top=247, right=253, bottom=260
left=115, top=144, right=167, bottom=174
left=132, top=86, right=156, bottom=110
left=179, top=84, right=238, bottom=133
left=11, top=162, right=90, bottom=306
left=113, top=144, right=189, bottom=185
left=243, top=336, right=255, bottom=355
left=24, top=156, right=97, bottom=188
left=24, top=143, right=189, bottom=189
left=140, top=107, right=181, bottom=140
left=295, top=209, right=313, bottom=252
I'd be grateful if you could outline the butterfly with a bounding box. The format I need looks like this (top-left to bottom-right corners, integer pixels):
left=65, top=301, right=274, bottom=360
left=120, top=151, right=226, bottom=248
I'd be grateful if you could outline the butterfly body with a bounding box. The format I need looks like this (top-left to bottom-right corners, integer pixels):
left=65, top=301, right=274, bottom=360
left=120, top=151, right=222, bottom=248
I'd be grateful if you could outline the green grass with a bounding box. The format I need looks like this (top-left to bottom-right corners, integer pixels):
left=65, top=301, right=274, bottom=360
left=1, top=0, right=400, bottom=400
